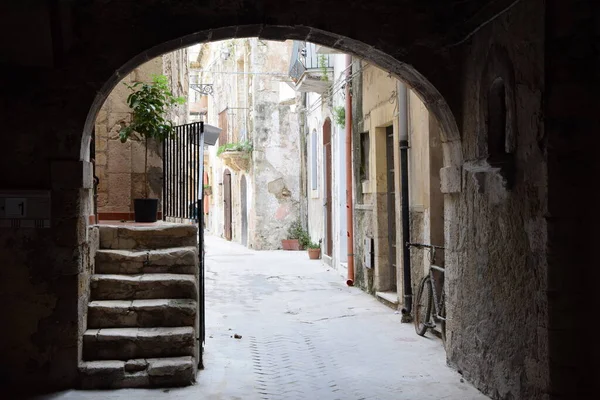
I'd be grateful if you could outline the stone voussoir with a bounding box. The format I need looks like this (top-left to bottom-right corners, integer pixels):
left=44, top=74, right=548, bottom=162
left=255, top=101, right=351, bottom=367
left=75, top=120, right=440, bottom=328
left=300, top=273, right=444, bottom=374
left=88, top=298, right=197, bottom=328
left=83, top=327, right=195, bottom=360
left=95, top=247, right=197, bottom=274
left=99, top=224, right=198, bottom=250
left=90, top=274, right=197, bottom=300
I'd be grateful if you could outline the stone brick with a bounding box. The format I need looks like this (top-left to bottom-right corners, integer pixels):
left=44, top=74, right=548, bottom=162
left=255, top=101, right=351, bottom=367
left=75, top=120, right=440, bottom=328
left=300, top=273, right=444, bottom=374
left=107, top=173, right=132, bottom=212
left=107, top=140, right=131, bottom=173
left=131, top=140, right=148, bottom=174
left=440, top=166, right=461, bottom=193
left=95, top=152, right=107, bottom=166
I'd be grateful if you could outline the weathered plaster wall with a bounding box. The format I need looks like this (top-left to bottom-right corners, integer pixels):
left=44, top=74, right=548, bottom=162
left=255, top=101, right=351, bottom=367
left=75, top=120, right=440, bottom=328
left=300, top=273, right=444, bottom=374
left=359, top=64, right=399, bottom=294
left=304, top=51, right=347, bottom=273
left=94, top=51, right=188, bottom=216
left=445, top=1, right=548, bottom=398
left=251, top=40, right=301, bottom=250
left=204, top=39, right=300, bottom=250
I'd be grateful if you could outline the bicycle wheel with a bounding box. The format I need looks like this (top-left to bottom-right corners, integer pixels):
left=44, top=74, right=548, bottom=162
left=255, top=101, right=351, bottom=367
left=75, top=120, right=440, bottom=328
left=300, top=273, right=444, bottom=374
left=414, top=275, right=433, bottom=336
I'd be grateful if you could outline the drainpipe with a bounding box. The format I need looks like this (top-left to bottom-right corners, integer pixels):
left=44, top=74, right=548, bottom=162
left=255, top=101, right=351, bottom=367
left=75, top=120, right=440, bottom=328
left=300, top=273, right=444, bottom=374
left=345, top=55, right=355, bottom=287
left=398, top=82, right=412, bottom=317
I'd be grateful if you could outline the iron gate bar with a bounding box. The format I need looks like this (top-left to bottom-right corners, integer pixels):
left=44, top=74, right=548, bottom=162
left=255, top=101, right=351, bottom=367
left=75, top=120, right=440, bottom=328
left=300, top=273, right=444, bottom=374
left=163, top=121, right=206, bottom=368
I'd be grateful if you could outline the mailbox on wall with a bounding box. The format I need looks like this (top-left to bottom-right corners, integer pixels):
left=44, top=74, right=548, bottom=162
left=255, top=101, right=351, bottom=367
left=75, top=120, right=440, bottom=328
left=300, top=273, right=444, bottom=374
left=0, top=190, right=51, bottom=228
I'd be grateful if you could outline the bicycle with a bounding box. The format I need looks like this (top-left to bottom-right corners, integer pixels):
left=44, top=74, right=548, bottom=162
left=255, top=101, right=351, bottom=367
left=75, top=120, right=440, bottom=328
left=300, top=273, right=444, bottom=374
left=406, top=242, right=446, bottom=342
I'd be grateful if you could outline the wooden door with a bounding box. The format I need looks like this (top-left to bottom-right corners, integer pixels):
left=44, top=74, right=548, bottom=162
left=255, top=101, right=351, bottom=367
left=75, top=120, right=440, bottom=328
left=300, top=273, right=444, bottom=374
left=385, top=126, right=397, bottom=291
left=240, top=175, right=248, bottom=246
left=223, top=170, right=232, bottom=241
left=323, top=119, right=333, bottom=257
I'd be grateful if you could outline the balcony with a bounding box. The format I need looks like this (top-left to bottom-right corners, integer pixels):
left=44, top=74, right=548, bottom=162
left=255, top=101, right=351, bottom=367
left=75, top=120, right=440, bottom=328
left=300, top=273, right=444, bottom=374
left=288, top=41, right=334, bottom=94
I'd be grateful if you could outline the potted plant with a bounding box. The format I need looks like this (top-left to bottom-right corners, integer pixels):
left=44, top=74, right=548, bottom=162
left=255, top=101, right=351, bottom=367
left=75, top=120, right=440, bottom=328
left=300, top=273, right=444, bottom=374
left=282, top=220, right=309, bottom=250
left=203, top=184, right=212, bottom=197
left=119, top=75, right=186, bottom=222
left=307, top=239, right=322, bottom=259
left=217, top=140, right=253, bottom=172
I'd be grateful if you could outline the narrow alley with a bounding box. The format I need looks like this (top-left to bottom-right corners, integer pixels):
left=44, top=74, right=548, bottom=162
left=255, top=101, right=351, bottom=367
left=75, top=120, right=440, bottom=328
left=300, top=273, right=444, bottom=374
left=41, top=234, right=487, bottom=400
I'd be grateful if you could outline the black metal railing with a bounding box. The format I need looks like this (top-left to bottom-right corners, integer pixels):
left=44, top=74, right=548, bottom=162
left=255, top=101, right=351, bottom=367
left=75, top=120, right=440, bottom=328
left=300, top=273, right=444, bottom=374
left=288, top=41, right=333, bottom=83
left=163, top=121, right=206, bottom=367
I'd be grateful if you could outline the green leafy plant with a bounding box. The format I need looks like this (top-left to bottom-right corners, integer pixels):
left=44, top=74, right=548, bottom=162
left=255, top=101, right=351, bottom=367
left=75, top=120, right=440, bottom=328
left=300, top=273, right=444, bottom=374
left=203, top=184, right=211, bottom=190
left=333, top=106, right=345, bottom=128
left=287, top=220, right=310, bottom=248
left=119, top=75, right=186, bottom=198
left=306, top=239, right=322, bottom=249
left=216, top=140, right=253, bottom=156
left=318, top=55, right=329, bottom=82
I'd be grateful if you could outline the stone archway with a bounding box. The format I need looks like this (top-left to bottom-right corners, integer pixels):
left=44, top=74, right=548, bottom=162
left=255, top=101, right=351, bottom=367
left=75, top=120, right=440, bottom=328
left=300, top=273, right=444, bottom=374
left=0, top=1, right=562, bottom=398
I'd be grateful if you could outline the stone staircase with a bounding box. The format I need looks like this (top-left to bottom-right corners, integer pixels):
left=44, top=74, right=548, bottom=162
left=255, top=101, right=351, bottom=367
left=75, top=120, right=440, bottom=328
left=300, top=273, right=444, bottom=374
left=80, top=223, right=200, bottom=389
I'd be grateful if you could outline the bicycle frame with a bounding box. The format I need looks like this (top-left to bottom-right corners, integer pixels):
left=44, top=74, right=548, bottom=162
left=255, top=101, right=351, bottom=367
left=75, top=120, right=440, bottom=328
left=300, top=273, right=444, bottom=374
left=428, top=264, right=446, bottom=324
left=407, top=242, right=446, bottom=326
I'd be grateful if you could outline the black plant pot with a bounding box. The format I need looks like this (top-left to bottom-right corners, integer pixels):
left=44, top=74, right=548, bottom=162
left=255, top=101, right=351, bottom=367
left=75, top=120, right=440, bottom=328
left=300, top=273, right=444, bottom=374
left=134, top=198, right=159, bottom=222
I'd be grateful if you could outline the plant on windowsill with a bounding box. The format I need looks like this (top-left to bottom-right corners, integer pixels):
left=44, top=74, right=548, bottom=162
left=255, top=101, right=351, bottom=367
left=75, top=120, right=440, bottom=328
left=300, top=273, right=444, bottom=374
left=333, top=106, right=345, bottom=128
left=282, top=219, right=310, bottom=251
left=217, top=140, right=253, bottom=172
left=307, top=239, right=322, bottom=260
left=119, top=74, right=186, bottom=222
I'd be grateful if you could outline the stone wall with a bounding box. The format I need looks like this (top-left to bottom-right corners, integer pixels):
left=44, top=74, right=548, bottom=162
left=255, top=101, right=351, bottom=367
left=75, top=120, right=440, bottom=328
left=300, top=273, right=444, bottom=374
left=204, top=39, right=301, bottom=250
left=250, top=40, right=301, bottom=250
left=445, top=1, right=548, bottom=398
left=304, top=51, right=348, bottom=273
left=93, top=51, right=188, bottom=218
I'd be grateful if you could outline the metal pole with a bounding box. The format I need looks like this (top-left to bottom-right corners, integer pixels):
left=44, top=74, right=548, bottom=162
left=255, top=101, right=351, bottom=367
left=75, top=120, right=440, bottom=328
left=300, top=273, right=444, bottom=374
left=398, top=82, right=413, bottom=318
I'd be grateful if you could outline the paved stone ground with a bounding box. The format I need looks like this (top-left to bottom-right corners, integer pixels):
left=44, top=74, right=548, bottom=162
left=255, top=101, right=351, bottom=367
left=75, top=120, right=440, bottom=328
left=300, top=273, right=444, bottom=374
left=39, top=234, right=488, bottom=400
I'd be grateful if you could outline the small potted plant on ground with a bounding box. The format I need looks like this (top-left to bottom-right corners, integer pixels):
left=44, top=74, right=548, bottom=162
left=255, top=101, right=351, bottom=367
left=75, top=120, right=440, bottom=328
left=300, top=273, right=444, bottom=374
left=119, top=75, right=186, bottom=222
left=307, top=239, right=322, bottom=259
left=282, top=220, right=309, bottom=250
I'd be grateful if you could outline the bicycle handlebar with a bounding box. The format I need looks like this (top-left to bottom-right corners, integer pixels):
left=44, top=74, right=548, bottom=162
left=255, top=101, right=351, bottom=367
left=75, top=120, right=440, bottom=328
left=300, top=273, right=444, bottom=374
left=406, top=242, right=445, bottom=250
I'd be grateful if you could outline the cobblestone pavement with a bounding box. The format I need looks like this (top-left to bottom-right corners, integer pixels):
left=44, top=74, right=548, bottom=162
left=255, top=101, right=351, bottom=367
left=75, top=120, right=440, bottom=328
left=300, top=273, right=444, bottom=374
left=40, top=234, right=488, bottom=400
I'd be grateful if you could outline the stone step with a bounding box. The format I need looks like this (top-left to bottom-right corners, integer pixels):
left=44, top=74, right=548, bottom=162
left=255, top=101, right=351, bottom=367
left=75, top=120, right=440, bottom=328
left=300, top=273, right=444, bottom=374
left=375, top=291, right=399, bottom=310
left=83, top=327, right=195, bottom=361
left=99, top=224, right=197, bottom=250
left=90, top=274, right=197, bottom=300
left=80, top=356, right=195, bottom=389
left=88, top=299, right=197, bottom=328
left=95, top=247, right=197, bottom=274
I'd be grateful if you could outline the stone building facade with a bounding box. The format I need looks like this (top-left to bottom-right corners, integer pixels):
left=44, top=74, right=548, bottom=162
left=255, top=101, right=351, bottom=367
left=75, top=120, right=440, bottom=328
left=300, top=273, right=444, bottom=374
left=349, top=62, right=444, bottom=309
left=1, top=1, right=598, bottom=399
left=93, top=50, right=188, bottom=221
left=297, top=45, right=349, bottom=273
left=195, top=39, right=301, bottom=249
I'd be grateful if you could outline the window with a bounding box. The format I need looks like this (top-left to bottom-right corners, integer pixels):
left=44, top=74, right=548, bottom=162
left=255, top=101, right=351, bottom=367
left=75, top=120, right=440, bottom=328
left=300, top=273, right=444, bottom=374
left=360, top=131, right=370, bottom=182
left=218, top=109, right=229, bottom=146
left=311, top=129, right=318, bottom=190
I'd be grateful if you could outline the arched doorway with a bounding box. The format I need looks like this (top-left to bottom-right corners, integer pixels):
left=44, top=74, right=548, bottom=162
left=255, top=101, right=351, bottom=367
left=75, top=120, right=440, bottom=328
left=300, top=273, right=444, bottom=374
left=223, top=170, right=232, bottom=241
left=240, top=175, right=248, bottom=247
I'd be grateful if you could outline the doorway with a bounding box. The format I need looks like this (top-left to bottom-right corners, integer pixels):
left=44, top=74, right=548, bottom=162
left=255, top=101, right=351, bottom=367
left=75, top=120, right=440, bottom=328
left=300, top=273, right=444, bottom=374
left=323, top=118, right=333, bottom=257
left=385, top=125, right=397, bottom=291
left=240, top=175, right=248, bottom=246
left=223, top=169, right=232, bottom=241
